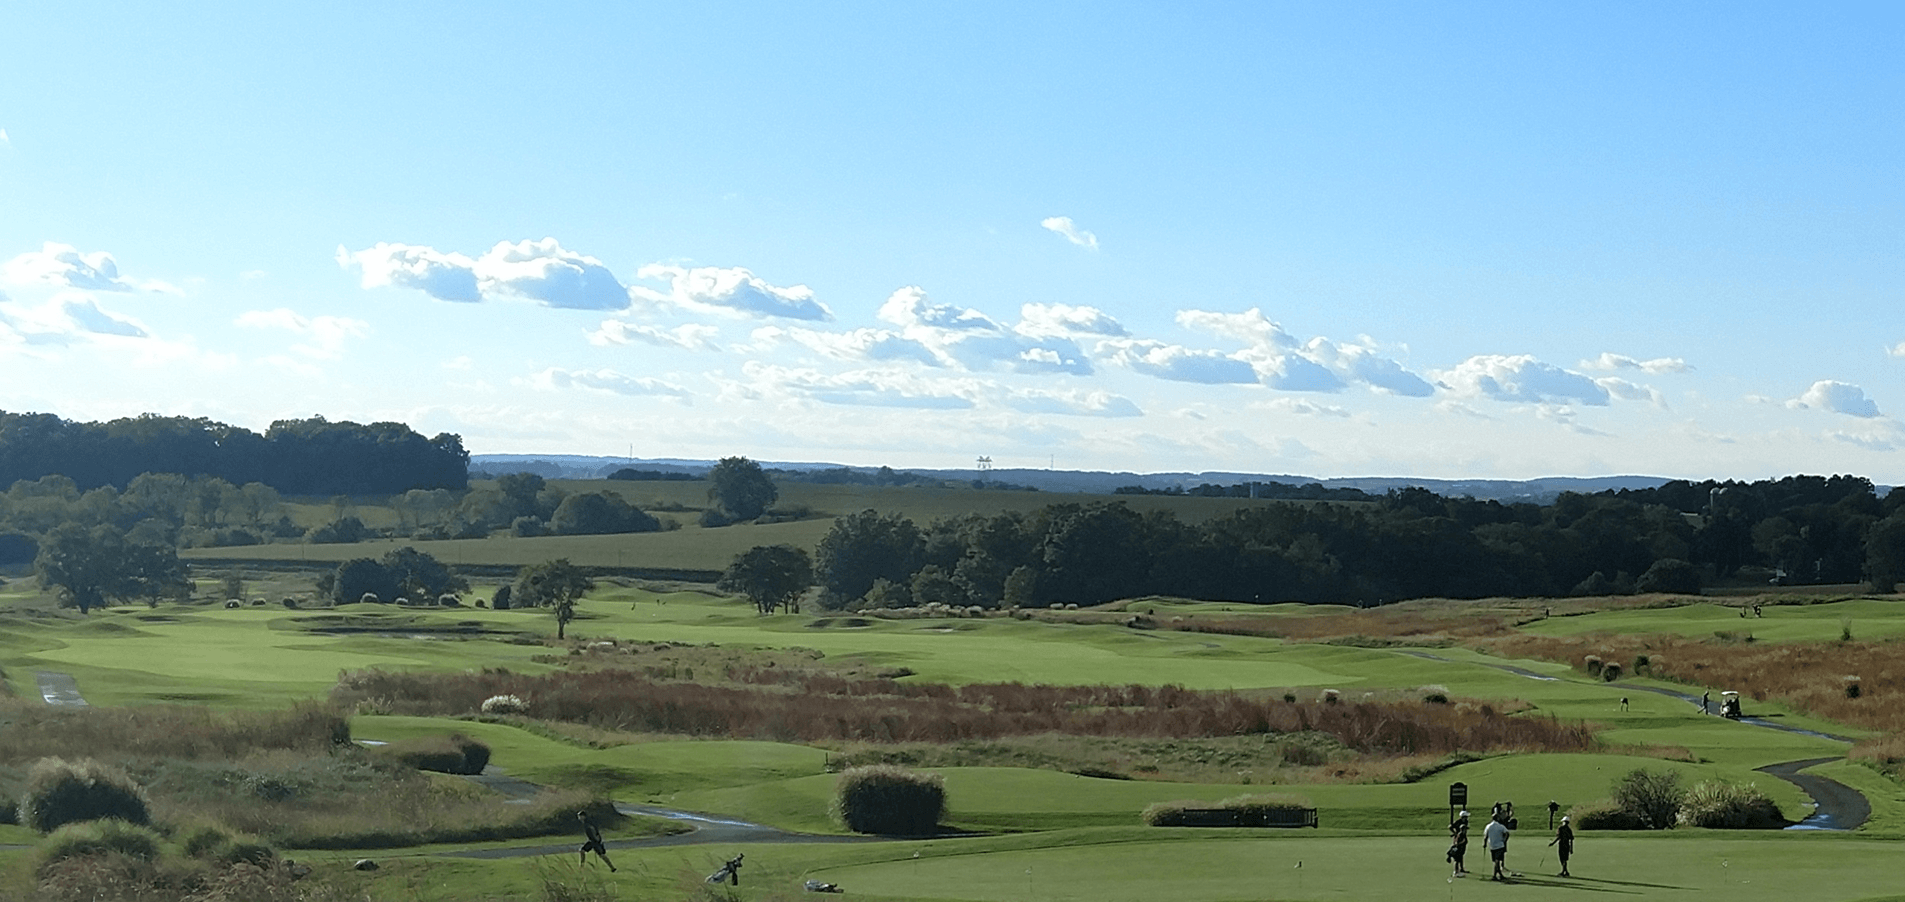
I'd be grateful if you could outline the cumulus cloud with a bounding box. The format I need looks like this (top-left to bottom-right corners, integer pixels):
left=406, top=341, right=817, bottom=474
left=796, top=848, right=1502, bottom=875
left=742, top=362, right=977, bottom=410
left=878, top=286, right=999, bottom=332
left=588, top=320, right=720, bottom=352
left=1788, top=380, right=1881, bottom=418
left=1102, top=339, right=1257, bottom=384
left=1176, top=308, right=1429, bottom=395
left=1888, top=341, right=1905, bottom=359
left=760, top=325, right=941, bottom=366
left=1595, top=376, right=1666, bottom=406
left=338, top=238, right=628, bottom=309
left=0, top=293, right=148, bottom=344
left=4, top=242, right=141, bottom=291
left=234, top=308, right=370, bottom=359
left=1581, top=352, right=1692, bottom=374
left=1016, top=303, right=1127, bottom=338
left=1433, top=355, right=1613, bottom=406
left=530, top=367, right=690, bottom=398
left=637, top=264, right=831, bottom=321
left=1003, top=388, right=1142, bottom=418
left=812, top=287, right=1095, bottom=375
left=1040, top=216, right=1099, bottom=250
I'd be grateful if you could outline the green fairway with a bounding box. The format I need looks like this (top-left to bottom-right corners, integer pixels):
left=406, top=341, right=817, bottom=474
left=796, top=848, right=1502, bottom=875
left=1524, top=599, right=1905, bottom=643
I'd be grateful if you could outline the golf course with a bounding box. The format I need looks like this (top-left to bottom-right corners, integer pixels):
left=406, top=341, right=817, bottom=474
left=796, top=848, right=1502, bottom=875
left=5, top=564, right=1905, bottom=901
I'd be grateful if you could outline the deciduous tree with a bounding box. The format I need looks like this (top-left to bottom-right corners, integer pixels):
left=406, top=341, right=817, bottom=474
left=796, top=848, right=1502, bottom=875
left=718, top=545, right=813, bottom=615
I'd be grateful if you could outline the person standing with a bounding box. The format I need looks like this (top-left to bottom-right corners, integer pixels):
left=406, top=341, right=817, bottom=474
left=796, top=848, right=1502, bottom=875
left=1485, top=805, right=1513, bottom=881
left=1702, top=691, right=1711, bottom=715
left=1447, top=810, right=1471, bottom=877
left=577, top=811, right=616, bottom=872
left=1548, top=815, right=1574, bottom=877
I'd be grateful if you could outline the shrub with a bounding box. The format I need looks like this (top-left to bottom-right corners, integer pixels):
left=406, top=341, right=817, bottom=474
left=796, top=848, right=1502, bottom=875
left=1142, top=793, right=1312, bottom=826
left=1601, top=662, right=1624, bottom=682
left=1568, top=799, right=1646, bottom=830
left=34, top=818, right=162, bottom=874
left=1419, top=685, right=1450, bottom=704
left=1677, top=780, right=1786, bottom=829
left=372, top=734, right=492, bottom=775
left=832, top=765, right=944, bottom=835
left=19, top=758, right=151, bottom=834
left=1611, top=768, right=1684, bottom=829
left=481, top=694, right=529, bottom=715
left=1845, top=676, right=1862, bottom=699
left=492, top=584, right=513, bottom=611
left=1584, top=655, right=1603, bottom=677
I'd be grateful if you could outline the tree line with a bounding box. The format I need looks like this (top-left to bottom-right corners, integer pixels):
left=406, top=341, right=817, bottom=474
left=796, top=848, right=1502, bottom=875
left=0, top=411, right=469, bottom=496
left=804, top=475, right=1905, bottom=609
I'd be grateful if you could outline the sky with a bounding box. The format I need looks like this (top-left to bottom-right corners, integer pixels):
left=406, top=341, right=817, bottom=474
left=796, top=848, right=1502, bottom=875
left=2, top=2, right=1902, bottom=482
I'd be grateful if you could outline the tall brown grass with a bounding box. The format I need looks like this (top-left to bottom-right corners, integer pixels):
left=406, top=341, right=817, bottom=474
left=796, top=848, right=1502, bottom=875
left=333, top=667, right=1595, bottom=757
left=1486, top=633, right=1905, bottom=736
left=0, top=701, right=348, bottom=765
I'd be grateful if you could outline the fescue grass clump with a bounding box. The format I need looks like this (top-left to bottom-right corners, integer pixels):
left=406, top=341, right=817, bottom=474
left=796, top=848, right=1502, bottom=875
left=0, top=701, right=348, bottom=764
left=832, top=765, right=944, bottom=835
left=370, top=733, right=491, bottom=775
left=1610, top=767, right=1685, bottom=830
left=1600, top=661, right=1624, bottom=682
left=20, top=758, right=151, bottom=834
left=481, top=693, right=529, bottom=715
left=33, top=818, right=162, bottom=875
left=1584, top=655, right=1603, bottom=677
left=1677, top=780, right=1786, bottom=829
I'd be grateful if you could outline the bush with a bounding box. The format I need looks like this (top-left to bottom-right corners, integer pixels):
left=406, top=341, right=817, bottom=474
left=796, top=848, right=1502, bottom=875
left=1636, top=558, right=1701, bottom=594
left=481, top=694, right=529, bottom=715
left=179, top=821, right=278, bottom=866
left=1142, top=793, right=1312, bottom=826
left=1678, top=780, right=1786, bottom=829
left=34, top=818, right=162, bottom=874
left=372, top=734, right=492, bottom=775
left=832, top=765, right=944, bottom=835
left=19, top=758, right=152, bottom=834
left=1601, top=662, right=1624, bottom=682
left=1568, top=799, right=1647, bottom=830
left=1584, top=655, right=1603, bottom=677
left=1611, top=768, right=1685, bottom=829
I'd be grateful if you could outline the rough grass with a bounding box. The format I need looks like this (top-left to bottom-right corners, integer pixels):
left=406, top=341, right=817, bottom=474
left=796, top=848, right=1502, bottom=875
left=334, top=666, right=1597, bottom=757
left=0, top=701, right=349, bottom=764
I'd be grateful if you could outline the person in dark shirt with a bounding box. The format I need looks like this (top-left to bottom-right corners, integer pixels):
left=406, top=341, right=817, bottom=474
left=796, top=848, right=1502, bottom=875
left=1548, top=816, right=1574, bottom=877
left=577, top=811, right=616, bottom=872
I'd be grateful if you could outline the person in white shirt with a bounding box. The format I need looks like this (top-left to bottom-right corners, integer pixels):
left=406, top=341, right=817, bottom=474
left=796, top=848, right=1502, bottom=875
left=1484, top=805, right=1514, bottom=881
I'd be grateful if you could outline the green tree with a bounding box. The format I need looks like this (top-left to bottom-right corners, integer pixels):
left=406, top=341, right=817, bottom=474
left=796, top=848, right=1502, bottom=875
left=513, top=559, right=595, bottom=639
left=1635, top=558, right=1702, bottom=594
left=550, top=491, right=661, bottom=535
left=706, top=456, right=778, bottom=522
left=814, top=510, right=923, bottom=608
left=717, top=545, right=813, bottom=615
left=34, top=524, right=186, bottom=614
left=1611, top=768, right=1686, bottom=829
left=1865, top=513, right=1905, bottom=593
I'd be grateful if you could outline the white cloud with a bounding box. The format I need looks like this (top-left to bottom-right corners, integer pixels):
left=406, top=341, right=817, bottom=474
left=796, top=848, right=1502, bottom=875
left=339, top=238, right=629, bottom=309
left=5, top=242, right=136, bottom=291
left=588, top=320, right=721, bottom=351
left=1016, top=303, right=1127, bottom=338
left=234, top=308, right=370, bottom=359
left=878, top=286, right=999, bottom=331
left=1102, top=339, right=1257, bottom=384
left=1434, top=354, right=1612, bottom=406
left=0, top=128, right=10, bottom=148
left=1888, top=341, right=1905, bottom=359
left=1788, top=380, right=1881, bottom=418
left=1595, top=376, right=1666, bottom=406
left=741, top=361, right=977, bottom=410
left=1254, top=397, right=1353, bottom=418
left=0, top=292, right=149, bottom=344
left=763, top=325, right=941, bottom=366
left=1040, top=216, right=1099, bottom=250
left=1581, top=352, right=1692, bottom=374
left=637, top=264, right=831, bottom=321
left=1003, top=388, right=1142, bottom=418
left=530, top=367, right=690, bottom=399
left=1177, top=308, right=1429, bottom=395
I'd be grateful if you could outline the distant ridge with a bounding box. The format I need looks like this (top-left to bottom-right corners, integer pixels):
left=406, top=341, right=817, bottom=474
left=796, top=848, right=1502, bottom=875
left=469, top=454, right=1670, bottom=504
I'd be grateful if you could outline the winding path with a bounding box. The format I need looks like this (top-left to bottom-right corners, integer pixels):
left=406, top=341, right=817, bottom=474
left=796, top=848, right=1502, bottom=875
left=1398, top=649, right=1869, bottom=829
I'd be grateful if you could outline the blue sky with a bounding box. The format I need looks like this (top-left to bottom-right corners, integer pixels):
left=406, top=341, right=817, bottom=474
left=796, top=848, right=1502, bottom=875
left=2, top=2, right=1901, bottom=480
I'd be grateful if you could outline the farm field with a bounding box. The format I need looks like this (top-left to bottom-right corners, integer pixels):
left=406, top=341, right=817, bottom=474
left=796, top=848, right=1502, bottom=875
left=3, top=583, right=1904, bottom=900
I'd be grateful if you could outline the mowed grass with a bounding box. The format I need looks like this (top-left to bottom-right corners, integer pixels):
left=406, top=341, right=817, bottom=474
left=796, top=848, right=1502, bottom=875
left=1523, top=600, right=1905, bottom=643
left=185, top=478, right=1339, bottom=572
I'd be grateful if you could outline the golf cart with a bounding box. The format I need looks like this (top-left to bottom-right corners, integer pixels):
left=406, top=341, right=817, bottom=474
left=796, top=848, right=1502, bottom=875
left=1720, top=690, right=1742, bottom=720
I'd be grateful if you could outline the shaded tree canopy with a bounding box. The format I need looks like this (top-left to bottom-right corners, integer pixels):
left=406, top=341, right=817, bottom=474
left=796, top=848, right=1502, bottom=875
left=551, top=491, right=662, bottom=536
left=324, top=547, right=468, bottom=605
left=0, top=410, right=468, bottom=495
left=707, top=456, right=777, bottom=521
left=719, top=545, right=813, bottom=615
left=35, top=523, right=187, bottom=613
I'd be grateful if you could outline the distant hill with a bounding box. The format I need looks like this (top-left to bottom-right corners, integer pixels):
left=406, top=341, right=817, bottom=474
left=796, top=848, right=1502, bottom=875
left=469, top=454, right=1671, bottom=504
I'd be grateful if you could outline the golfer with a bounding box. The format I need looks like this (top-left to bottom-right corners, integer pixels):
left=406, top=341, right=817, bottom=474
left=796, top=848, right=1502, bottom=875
left=1548, top=815, right=1574, bottom=877
left=1447, top=809, right=1470, bottom=877
left=577, top=811, right=616, bottom=872
left=1484, top=805, right=1513, bottom=881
